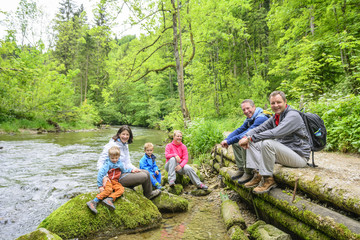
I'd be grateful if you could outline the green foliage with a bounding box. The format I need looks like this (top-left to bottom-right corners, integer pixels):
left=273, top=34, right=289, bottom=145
left=0, top=119, right=53, bottom=132
left=311, top=94, right=360, bottom=153
left=182, top=118, right=224, bottom=157
left=2, top=0, right=360, bottom=154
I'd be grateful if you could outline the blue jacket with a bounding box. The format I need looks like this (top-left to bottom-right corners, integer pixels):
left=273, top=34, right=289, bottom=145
left=225, top=107, right=269, bottom=145
left=139, top=154, right=160, bottom=174
left=97, top=158, right=132, bottom=187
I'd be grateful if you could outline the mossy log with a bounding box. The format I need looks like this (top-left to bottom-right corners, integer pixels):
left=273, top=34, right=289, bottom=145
left=38, top=189, right=162, bottom=239
left=247, top=220, right=291, bottom=240
left=213, top=144, right=360, bottom=219
left=221, top=199, right=246, bottom=230
left=220, top=167, right=360, bottom=240
left=228, top=225, right=249, bottom=240
left=274, top=170, right=360, bottom=217
left=214, top=154, right=236, bottom=168
left=213, top=144, right=235, bottom=162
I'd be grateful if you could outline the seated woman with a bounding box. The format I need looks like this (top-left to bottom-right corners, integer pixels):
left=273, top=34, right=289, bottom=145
left=165, top=130, right=208, bottom=190
left=97, top=125, right=161, bottom=199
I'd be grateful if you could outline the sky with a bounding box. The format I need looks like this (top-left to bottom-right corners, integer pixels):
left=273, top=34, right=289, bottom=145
left=0, top=0, right=141, bottom=46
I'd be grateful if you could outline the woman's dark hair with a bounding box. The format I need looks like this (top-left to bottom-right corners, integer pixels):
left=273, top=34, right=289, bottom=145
left=112, top=125, right=133, bottom=144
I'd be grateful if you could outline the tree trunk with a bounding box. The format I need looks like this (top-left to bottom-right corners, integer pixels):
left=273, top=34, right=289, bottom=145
left=171, top=0, right=190, bottom=128
left=310, top=5, right=315, bottom=36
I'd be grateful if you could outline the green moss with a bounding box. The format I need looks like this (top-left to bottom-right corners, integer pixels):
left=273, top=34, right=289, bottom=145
left=16, top=228, right=62, bottom=240
left=257, top=188, right=359, bottom=240
left=38, top=189, right=161, bottom=239
left=276, top=171, right=360, bottom=217
left=167, top=184, right=183, bottom=195
left=254, top=198, right=330, bottom=240
left=221, top=200, right=246, bottom=230
left=248, top=220, right=290, bottom=240
left=228, top=225, right=249, bottom=240
left=247, top=220, right=266, bottom=235
left=151, top=192, right=188, bottom=213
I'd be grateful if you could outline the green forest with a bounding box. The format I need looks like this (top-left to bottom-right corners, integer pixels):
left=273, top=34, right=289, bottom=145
left=1, top=0, right=360, bottom=155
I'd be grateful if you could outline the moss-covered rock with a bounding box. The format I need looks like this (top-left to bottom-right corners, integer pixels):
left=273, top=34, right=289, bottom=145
left=221, top=199, right=246, bottom=230
left=247, top=220, right=291, bottom=240
left=16, top=228, right=62, bottom=240
left=38, top=188, right=162, bottom=239
left=166, top=184, right=183, bottom=195
left=191, top=188, right=212, bottom=196
left=228, top=225, right=249, bottom=240
left=151, top=191, right=189, bottom=213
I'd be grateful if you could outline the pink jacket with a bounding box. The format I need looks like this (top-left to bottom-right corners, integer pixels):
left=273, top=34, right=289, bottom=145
left=165, top=140, right=188, bottom=168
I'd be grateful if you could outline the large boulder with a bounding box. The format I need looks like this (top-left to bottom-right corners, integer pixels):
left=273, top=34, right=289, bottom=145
left=38, top=188, right=162, bottom=239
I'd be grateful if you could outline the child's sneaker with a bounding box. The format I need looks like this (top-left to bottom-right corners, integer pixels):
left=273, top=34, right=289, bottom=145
left=198, top=183, right=208, bottom=190
left=155, top=183, right=163, bottom=189
left=86, top=200, right=98, bottom=214
left=169, top=180, right=175, bottom=187
left=102, top=198, right=115, bottom=210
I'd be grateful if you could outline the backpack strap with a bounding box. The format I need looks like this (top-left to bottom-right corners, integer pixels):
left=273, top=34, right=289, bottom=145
left=306, top=151, right=317, bottom=168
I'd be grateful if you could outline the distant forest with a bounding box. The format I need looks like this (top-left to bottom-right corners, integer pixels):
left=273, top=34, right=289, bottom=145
left=1, top=0, right=360, bottom=152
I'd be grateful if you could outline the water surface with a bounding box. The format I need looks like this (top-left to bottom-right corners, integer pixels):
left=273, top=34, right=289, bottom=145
left=0, top=126, right=167, bottom=240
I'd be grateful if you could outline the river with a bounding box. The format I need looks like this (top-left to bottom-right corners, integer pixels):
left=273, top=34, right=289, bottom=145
left=0, top=127, right=230, bottom=240
left=0, top=127, right=168, bottom=239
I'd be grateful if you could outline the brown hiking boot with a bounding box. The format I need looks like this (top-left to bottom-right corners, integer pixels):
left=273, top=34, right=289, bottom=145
left=253, top=176, right=277, bottom=194
left=244, top=171, right=262, bottom=188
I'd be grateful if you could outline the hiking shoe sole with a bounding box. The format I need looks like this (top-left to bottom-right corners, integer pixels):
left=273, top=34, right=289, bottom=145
left=102, top=199, right=115, bottom=210
left=86, top=201, right=98, bottom=214
left=149, top=189, right=161, bottom=200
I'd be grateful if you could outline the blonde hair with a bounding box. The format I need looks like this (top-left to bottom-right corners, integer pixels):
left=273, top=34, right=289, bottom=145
left=144, top=142, right=154, bottom=151
left=173, top=130, right=182, bottom=137
left=109, top=146, right=120, bottom=157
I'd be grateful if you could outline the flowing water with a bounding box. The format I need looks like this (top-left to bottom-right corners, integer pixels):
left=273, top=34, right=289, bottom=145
left=0, top=127, right=229, bottom=240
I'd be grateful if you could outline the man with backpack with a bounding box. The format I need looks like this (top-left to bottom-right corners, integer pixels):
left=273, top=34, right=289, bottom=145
left=238, top=91, right=311, bottom=194
left=220, top=99, right=269, bottom=184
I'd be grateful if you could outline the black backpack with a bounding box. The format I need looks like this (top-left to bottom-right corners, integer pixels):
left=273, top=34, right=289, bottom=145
left=292, top=109, right=327, bottom=167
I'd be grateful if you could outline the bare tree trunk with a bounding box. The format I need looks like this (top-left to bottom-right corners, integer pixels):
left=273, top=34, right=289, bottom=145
left=333, top=6, right=348, bottom=76
left=172, top=0, right=190, bottom=128
left=169, top=71, right=174, bottom=95
left=84, top=54, right=89, bottom=102
left=310, top=5, right=315, bottom=36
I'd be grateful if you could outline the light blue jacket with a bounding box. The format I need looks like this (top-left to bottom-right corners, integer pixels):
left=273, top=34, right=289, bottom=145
left=139, top=154, right=160, bottom=175
left=97, top=158, right=132, bottom=187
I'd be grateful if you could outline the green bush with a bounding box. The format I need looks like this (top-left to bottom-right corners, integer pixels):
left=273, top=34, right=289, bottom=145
left=312, top=94, right=360, bottom=153
left=183, top=118, right=224, bottom=157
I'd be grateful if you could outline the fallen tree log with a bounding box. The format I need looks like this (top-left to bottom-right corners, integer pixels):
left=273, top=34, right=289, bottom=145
left=219, top=167, right=360, bottom=240
left=212, top=145, right=360, bottom=218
